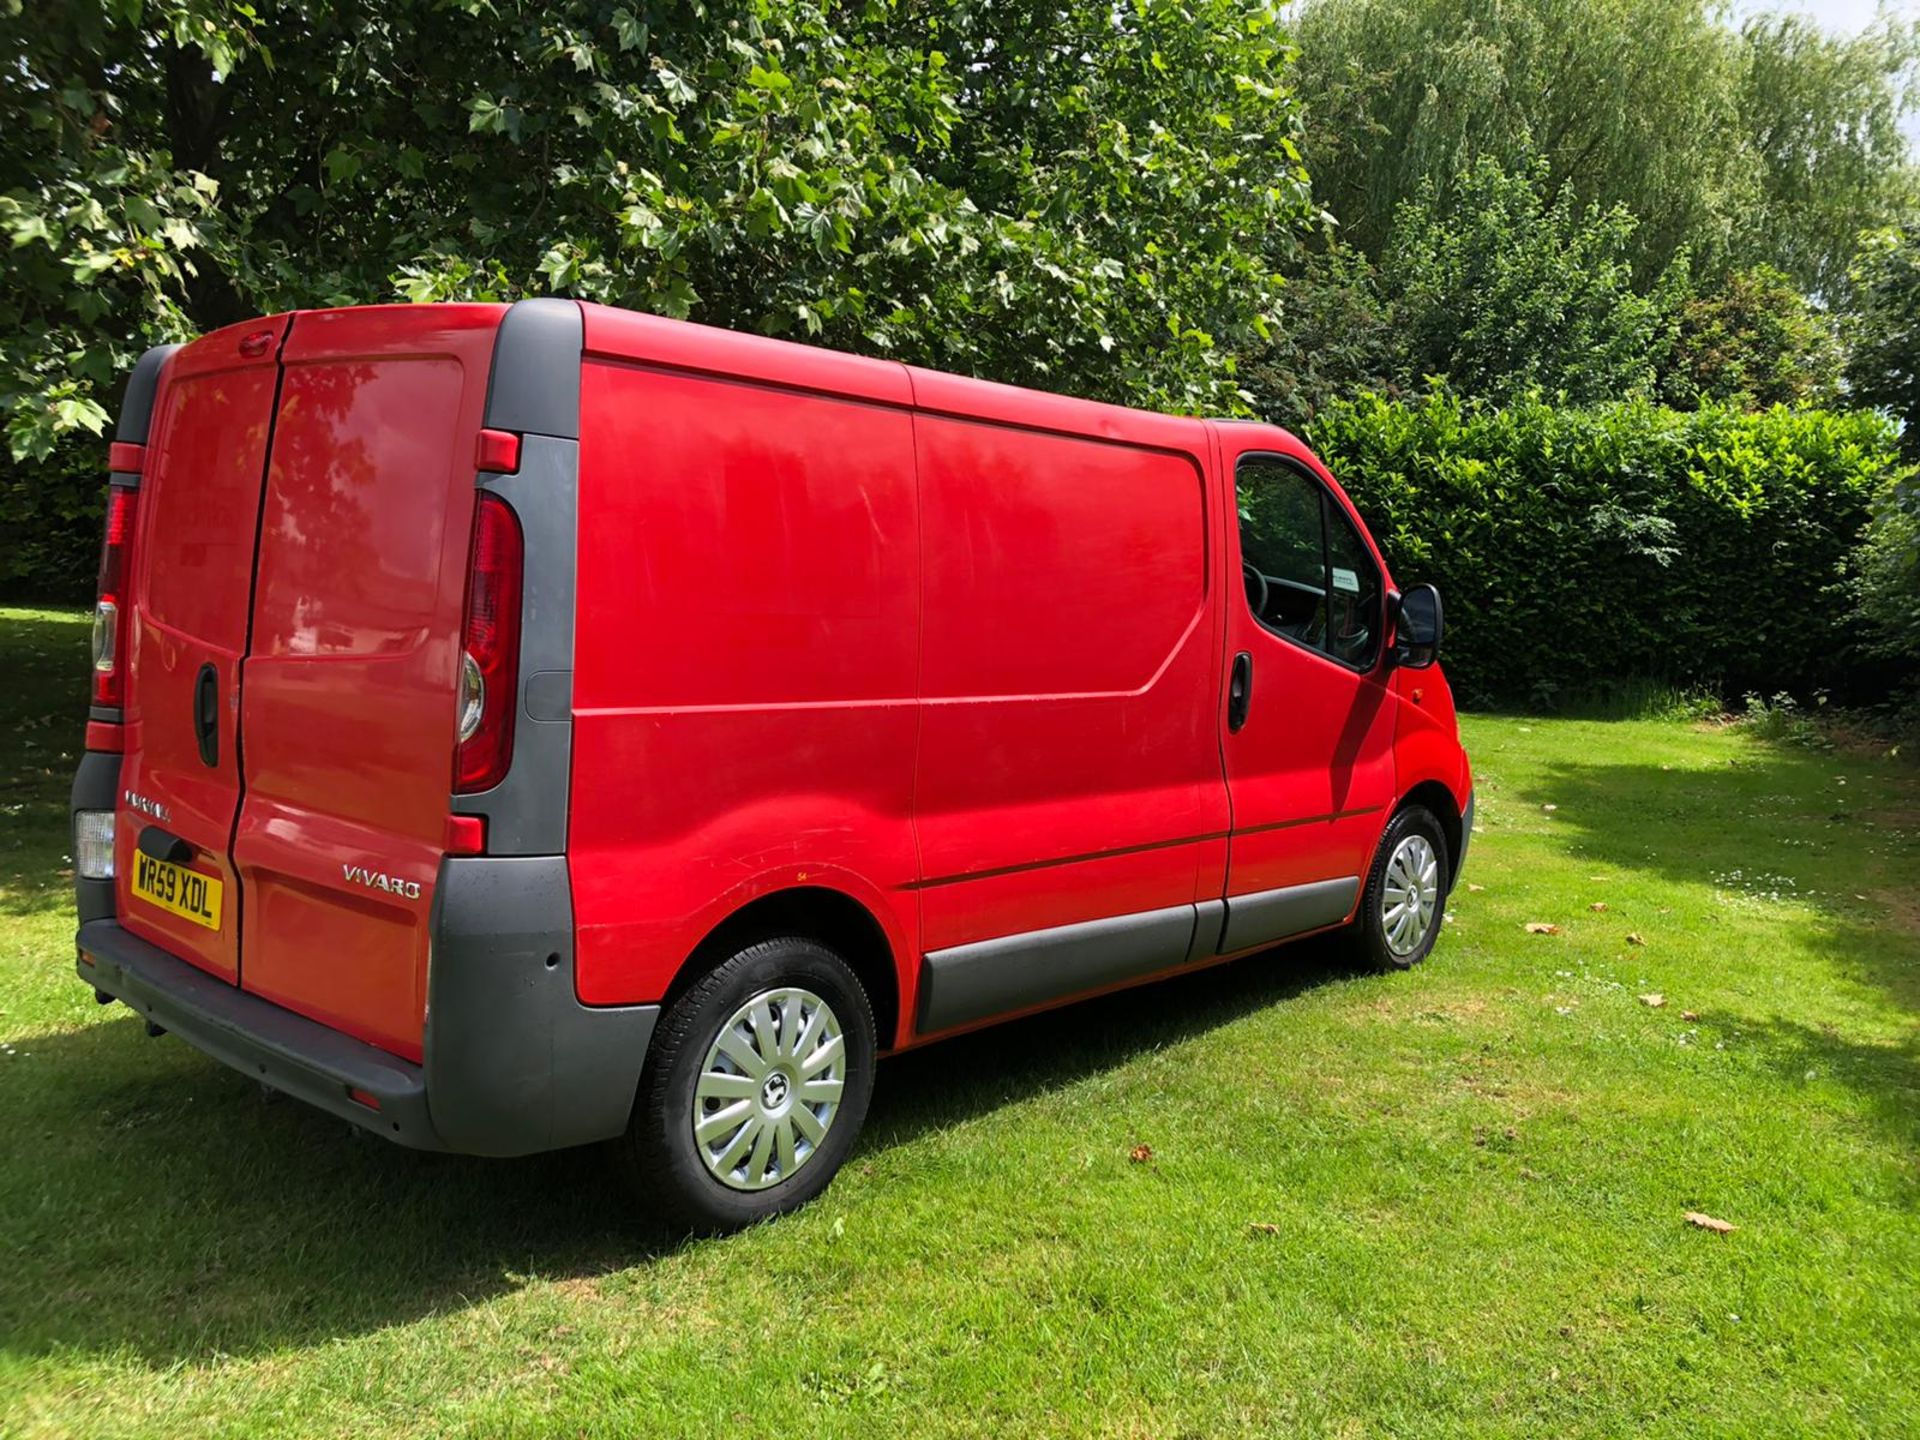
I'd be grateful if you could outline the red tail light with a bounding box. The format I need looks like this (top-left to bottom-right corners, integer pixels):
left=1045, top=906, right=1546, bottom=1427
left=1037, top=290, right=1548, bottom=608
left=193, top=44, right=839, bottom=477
left=453, top=493, right=523, bottom=793
left=91, top=486, right=139, bottom=709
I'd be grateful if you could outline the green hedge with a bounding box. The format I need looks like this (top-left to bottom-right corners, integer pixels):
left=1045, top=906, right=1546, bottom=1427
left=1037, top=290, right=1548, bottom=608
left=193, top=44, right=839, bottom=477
left=1307, top=391, right=1905, bottom=707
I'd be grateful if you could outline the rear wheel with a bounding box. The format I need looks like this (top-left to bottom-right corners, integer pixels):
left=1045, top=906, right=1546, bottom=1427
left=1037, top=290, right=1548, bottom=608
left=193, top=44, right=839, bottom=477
left=614, top=936, right=876, bottom=1232
left=1350, top=805, right=1449, bottom=971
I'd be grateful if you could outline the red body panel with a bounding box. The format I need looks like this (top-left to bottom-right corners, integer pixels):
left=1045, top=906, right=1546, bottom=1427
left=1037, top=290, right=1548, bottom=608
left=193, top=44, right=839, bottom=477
left=569, top=326, right=922, bottom=1023
left=232, top=304, right=503, bottom=1059
left=1213, top=427, right=1399, bottom=911
left=910, top=408, right=1228, bottom=953
left=115, top=315, right=292, bottom=982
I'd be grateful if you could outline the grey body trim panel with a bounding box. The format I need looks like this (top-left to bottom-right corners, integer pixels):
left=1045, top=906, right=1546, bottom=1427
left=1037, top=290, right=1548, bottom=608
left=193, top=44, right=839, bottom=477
left=69, top=751, right=121, bottom=926
left=1219, top=876, right=1359, bottom=954
left=77, top=919, right=444, bottom=1148
left=457, top=298, right=585, bottom=855
left=114, top=343, right=182, bottom=448
left=483, top=298, right=582, bottom=440
left=454, top=433, right=579, bottom=853
left=917, top=903, right=1199, bottom=1035
left=426, top=855, right=654, bottom=1156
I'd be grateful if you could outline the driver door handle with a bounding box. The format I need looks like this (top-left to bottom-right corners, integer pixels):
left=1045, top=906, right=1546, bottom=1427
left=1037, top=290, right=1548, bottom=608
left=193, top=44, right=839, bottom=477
left=1228, top=651, right=1253, bottom=733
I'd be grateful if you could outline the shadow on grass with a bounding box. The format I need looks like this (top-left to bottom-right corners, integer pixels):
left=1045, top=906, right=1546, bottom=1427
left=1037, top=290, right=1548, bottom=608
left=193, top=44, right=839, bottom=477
left=0, top=935, right=1354, bottom=1366
left=1505, top=739, right=1920, bottom=1155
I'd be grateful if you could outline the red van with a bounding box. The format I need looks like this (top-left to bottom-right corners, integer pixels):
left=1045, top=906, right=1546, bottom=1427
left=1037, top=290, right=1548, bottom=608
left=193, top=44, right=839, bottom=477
left=69, top=300, right=1470, bottom=1229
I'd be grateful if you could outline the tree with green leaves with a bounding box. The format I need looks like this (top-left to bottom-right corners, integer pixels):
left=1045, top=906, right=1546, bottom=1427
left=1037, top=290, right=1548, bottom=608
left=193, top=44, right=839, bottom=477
left=1, top=0, right=1316, bottom=598
left=1661, top=266, right=1841, bottom=411
left=1384, top=157, right=1684, bottom=405
left=1847, top=223, right=1920, bottom=459
left=1845, top=223, right=1920, bottom=673
left=1288, top=0, right=1919, bottom=298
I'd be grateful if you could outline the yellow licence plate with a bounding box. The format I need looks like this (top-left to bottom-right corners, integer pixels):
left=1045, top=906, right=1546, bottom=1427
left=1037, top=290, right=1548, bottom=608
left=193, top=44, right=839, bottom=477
left=131, top=852, right=224, bottom=930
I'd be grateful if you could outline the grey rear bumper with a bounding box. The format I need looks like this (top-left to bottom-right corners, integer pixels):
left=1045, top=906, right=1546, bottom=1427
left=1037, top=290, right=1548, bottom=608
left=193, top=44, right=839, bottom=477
left=76, top=855, right=658, bottom=1158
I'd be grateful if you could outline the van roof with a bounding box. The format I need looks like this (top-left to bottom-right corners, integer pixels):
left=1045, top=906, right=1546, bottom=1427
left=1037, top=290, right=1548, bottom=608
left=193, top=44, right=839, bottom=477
left=578, top=301, right=1211, bottom=450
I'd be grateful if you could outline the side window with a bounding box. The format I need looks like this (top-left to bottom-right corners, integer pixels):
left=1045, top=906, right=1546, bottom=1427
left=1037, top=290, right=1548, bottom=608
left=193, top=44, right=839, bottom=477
left=1236, top=456, right=1383, bottom=669
left=1236, top=457, right=1328, bottom=646
left=1323, top=503, right=1384, bottom=669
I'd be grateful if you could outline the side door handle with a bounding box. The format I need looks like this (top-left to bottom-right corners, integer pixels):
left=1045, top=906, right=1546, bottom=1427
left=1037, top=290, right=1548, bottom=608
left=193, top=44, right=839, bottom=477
left=1227, top=650, right=1253, bottom=733
left=193, top=662, right=219, bottom=767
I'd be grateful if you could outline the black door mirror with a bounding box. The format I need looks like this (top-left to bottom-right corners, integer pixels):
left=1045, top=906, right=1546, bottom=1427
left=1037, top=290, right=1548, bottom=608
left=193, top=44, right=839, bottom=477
left=1391, top=583, right=1443, bottom=669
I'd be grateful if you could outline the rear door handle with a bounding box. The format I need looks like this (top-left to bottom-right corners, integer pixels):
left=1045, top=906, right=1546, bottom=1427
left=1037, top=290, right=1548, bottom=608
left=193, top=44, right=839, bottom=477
left=1228, top=651, right=1253, bottom=733
left=193, top=662, right=219, bottom=767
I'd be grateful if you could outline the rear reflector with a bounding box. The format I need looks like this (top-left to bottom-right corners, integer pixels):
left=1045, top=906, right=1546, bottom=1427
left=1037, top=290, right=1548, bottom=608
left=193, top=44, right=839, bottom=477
left=74, top=810, right=115, bottom=880
left=443, top=814, right=487, bottom=855
left=91, top=486, right=138, bottom=709
left=108, top=441, right=145, bottom=474
left=347, top=1087, right=382, bottom=1112
left=475, top=428, right=521, bottom=474
left=454, top=494, right=523, bottom=793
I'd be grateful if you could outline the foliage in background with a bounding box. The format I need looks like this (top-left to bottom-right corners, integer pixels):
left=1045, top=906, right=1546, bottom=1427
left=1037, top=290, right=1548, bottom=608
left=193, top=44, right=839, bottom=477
left=1847, top=222, right=1920, bottom=462
left=1240, top=240, right=1402, bottom=425
left=1736, top=12, right=1920, bottom=304
left=0, top=0, right=1314, bottom=600
left=1289, top=0, right=1919, bottom=298
left=1309, top=390, right=1904, bottom=708
left=1659, top=265, right=1842, bottom=410
left=1383, top=157, right=1684, bottom=407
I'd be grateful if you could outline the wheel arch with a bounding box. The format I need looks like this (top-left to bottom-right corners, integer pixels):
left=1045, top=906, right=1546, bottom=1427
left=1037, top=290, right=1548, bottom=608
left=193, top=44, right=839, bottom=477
left=1397, top=779, right=1465, bottom=886
left=667, top=886, right=902, bottom=1052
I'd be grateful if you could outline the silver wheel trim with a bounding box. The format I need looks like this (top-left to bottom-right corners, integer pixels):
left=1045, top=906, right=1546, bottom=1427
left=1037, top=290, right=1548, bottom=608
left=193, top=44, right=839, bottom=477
left=693, top=987, right=847, bottom=1192
left=1381, top=833, right=1441, bottom=957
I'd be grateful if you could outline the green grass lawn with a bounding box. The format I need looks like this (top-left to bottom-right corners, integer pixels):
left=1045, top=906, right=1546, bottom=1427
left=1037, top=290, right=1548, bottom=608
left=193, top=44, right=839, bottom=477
left=1, top=604, right=1915, bottom=1438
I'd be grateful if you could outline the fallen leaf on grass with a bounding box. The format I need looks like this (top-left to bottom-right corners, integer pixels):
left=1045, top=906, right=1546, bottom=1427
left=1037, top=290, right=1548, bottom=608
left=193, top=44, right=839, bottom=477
left=1468, top=883, right=1485, bottom=893
left=1589, top=901, right=1609, bottom=912
left=1525, top=922, right=1561, bottom=935
left=1541, top=803, right=1558, bottom=813
left=1639, top=993, right=1666, bottom=1008
left=1249, top=1223, right=1282, bottom=1236
left=1128, top=1143, right=1154, bottom=1164
left=1685, top=1212, right=1737, bottom=1234
left=1626, top=933, right=1646, bottom=946
left=1681, top=1010, right=1699, bottom=1022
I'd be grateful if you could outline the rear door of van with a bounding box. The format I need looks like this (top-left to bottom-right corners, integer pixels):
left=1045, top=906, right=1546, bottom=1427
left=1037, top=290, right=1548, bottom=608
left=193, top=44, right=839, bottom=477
left=230, top=305, right=503, bottom=1060
left=114, top=304, right=507, bottom=1060
left=114, top=317, right=293, bottom=983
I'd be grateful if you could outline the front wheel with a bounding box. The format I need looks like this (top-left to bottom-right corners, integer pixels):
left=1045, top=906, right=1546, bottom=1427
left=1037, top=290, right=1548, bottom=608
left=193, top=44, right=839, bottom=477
left=614, top=936, right=877, bottom=1232
left=1350, top=805, right=1449, bottom=971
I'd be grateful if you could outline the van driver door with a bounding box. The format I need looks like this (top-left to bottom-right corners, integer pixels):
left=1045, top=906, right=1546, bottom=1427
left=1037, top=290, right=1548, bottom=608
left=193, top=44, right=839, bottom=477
left=1215, top=440, right=1397, bottom=954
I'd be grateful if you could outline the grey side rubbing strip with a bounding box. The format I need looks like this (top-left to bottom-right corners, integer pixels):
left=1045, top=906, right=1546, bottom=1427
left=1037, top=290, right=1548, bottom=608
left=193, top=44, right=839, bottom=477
left=483, top=297, right=583, bottom=440
left=917, top=903, right=1199, bottom=1035
left=456, top=433, right=579, bottom=853
left=426, top=856, right=656, bottom=1156
left=1218, top=876, right=1359, bottom=953
left=1187, top=899, right=1226, bottom=962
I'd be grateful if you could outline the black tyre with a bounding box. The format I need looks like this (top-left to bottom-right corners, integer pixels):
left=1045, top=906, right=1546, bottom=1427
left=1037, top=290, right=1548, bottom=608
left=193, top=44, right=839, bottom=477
left=614, top=936, right=876, bottom=1232
left=1349, top=805, right=1450, bottom=971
